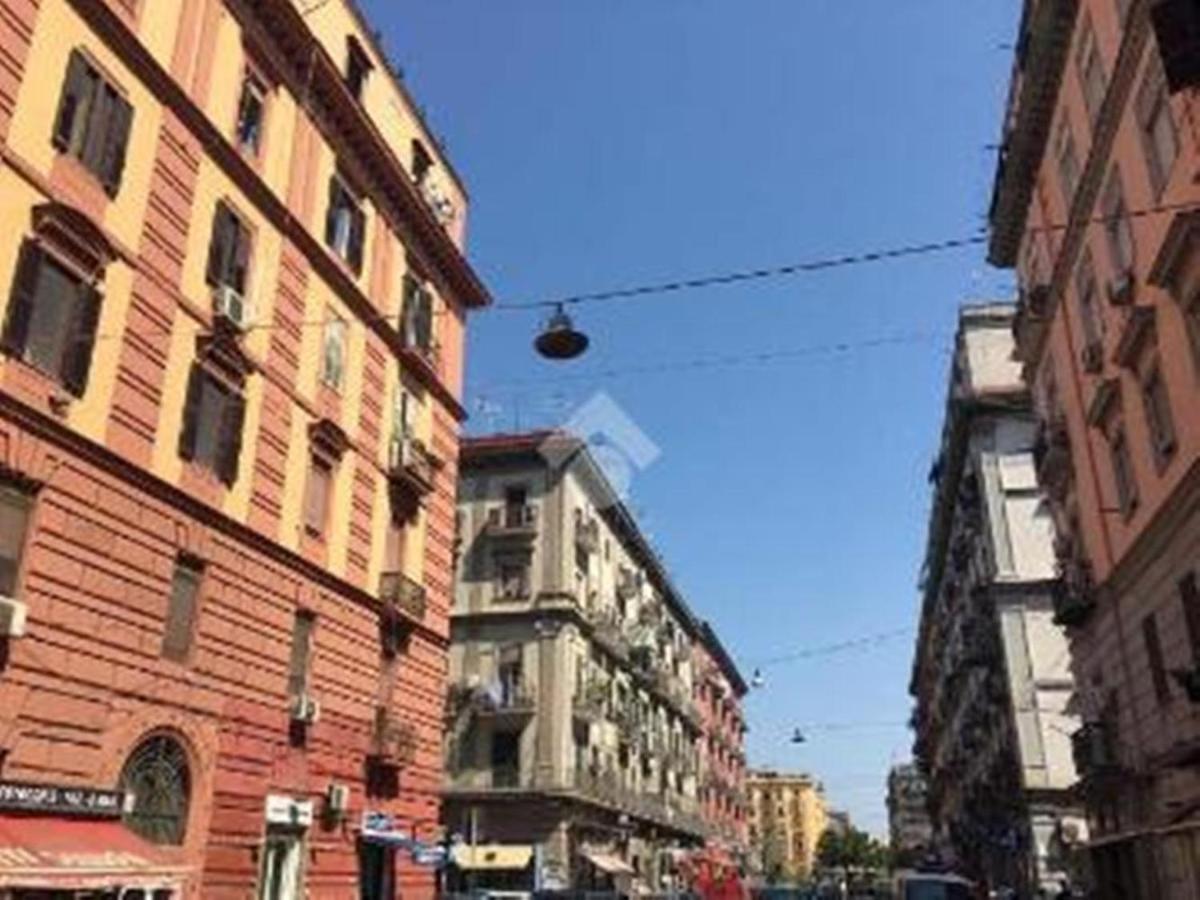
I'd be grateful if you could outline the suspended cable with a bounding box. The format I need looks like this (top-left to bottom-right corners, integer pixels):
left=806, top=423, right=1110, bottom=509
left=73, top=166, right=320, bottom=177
left=747, top=627, right=914, bottom=670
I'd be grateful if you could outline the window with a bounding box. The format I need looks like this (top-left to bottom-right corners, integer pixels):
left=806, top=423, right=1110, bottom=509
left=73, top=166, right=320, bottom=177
left=0, top=485, right=32, bottom=598
left=503, top=485, right=527, bottom=527
left=491, top=730, right=520, bottom=788
left=205, top=201, right=252, bottom=294
left=1109, top=426, right=1138, bottom=517
left=1056, top=119, right=1080, bottom=209
left=401, top=274, right=434, bottom=353
left=52, top=49, right=134, bottom=195
left=319, top=316, right=346, bottom=391
left=1181, top=573, right=1200, bottom=665
left=345, top=37, right=372, bottom=102
left=235, top=70, right=266, bottom=157
left=324, top=175, right=365, bottom=274
left=498, top=644, right=523, bottom=704
left=412, top=139, right=433, bottom=185
left=1075, top=250, right=1104, bottom=348
left=393, top=386, right=412, bottom=438
left=1143, top=614, right=1170, bottom=705
left=1102, top=168, right=1135, bottom=274
left=259, top=828, right=304, bottom=900
left=1137, top=60, right=1179, bottom=196
left=120, top=734, right=191, bottom=846
left=497, top=557, right=529, bottom=600
left=287, top=610, right=315, bottom=697
left=1141, top=363, right=1177, bottom=466
left=2, top=242, right=102, bottom=396
left=1077, top=19, right=1107, bottom=125
left=303, top=455, right=333, bottom=537
left=178, top=365, right=246, bottom=484
left=161, top=557, right=202, bottom=663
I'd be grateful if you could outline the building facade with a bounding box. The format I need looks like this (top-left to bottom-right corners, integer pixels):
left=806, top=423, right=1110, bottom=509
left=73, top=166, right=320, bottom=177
left=987, top=0, right=1200, bottom=895
left=910, top=306, right=1084, bottom=894
left=747, top=770, right=827, bottom=883
left=446, top=431, right=748, bottom=893
left=0, top=0, right=487, bottom=896
left=886, top=763, right=934, bottom=866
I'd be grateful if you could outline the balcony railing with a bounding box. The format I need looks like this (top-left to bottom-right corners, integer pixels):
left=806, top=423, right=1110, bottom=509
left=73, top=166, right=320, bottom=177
left=573, top=682, right=608, bottom=723
left=370, top=706, right=418, bottom=769
left=387, top=433, right=437, bottom=498
left=590, top=609, right=632, bottom=660
left=1072, top=722, right=1121, bottom=779
left=473, top=683, right=537, bottom=720
left=484, top=504, right=538, bottom=540
left=380, top=571, right=427, bottom=622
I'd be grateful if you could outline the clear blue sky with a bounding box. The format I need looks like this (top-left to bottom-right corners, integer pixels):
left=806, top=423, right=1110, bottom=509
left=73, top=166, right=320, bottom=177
left=369, top=0, right=1020, bottom=836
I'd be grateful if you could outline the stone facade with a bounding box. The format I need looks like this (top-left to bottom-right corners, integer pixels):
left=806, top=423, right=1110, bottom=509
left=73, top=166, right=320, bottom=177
left=747, top=770, right=827, bottom=882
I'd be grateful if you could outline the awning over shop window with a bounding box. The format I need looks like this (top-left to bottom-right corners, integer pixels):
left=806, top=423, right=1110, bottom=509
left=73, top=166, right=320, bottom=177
left=580, top=849, right=634, bottom=875
left=451, top=844, right=534, bottom=870
left=0, top=815, right=188, bottom=890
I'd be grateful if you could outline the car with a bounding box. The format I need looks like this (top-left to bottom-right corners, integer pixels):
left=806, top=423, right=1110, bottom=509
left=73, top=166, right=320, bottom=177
left=891, top=870, right=975, bottom=900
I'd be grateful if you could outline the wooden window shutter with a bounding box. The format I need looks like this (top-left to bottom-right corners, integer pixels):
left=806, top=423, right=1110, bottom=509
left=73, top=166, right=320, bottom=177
left=53, top=51, right=92, bottom=152
left=415, top=286, right=433, bottom=350
left=206, top=203, right=235, bottom=287
left=2, top=243, right=43, bottom=356
left=61, top=282, right=102, bottom=396
left=324, top=178, right=343, bottom=248
left=1151, top=0, right=1200, bottom=94
left=231, top=218, right=251, bottom=294
left=1181, top=572, right=1200, bottom=664
left=216, top=390, right=246, bottom=486
left=100, top=94, right=133, bottom=196
left=81, top=81, right=114, bottom=176
left=348, top=204, right=365, bottom=274
left=177, top=365, right=204, bottom=460
left=162, top=560, right=202, bottom=663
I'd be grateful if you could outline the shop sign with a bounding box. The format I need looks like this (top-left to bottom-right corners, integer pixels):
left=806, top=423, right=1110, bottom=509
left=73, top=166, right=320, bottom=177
left=0, top=780, right=128, bottom=817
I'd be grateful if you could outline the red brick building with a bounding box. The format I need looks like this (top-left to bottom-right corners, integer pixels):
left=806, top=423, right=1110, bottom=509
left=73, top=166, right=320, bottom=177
left=0, top=0, right=487, bottom=895
left=988, top=0, right=1200, bottom=894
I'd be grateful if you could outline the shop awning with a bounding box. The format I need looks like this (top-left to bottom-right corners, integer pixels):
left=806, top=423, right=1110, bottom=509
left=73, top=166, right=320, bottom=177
left=451, top=843, right=534, bottom=870
left=580, top=849, right=634, bottom=875
left=0, top=815, right=188, bottom=889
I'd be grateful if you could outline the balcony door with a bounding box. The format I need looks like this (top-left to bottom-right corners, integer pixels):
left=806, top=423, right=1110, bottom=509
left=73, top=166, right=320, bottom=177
left=491, top=729, right=520, bottom=788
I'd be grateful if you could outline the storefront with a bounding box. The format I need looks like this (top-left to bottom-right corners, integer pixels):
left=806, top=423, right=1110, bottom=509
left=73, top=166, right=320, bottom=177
left=0, top=781, right=188, bottom=898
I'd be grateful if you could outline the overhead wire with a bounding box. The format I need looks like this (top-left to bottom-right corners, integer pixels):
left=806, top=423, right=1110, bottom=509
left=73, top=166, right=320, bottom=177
left=747, top=627, right=915, bottom=670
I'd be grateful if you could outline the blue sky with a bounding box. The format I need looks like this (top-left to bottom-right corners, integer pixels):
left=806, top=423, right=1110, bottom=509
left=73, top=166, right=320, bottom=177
left=370, top=0, right=1020, bottom=836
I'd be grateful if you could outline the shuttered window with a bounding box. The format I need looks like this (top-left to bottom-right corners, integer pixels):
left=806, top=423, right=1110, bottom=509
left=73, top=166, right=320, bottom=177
left=303, top=455, right=333, bottom=537
left=1109, top=426, right=1139, bottom=518
left=161, top=558, right=203, bottom=663
left=324, top=175, right=365, bottom=274
left=205, top=202, right=252, bottom=294
left=287, top=610, right=315, bottom=697
left=1102, top=167, right=1135, bottom=274
left=1181, top=573, right=1200, bottom=665
left=401, top=275, right=434, bottom=353
left=0, top=485, right=32, bottom=598
left=1141, top=363, right=1177, bottom=467
left=178, top=365, right=246, bottom=485
left=1143, top=614, right=1171, bottom=705
left=1136, top=60, right=1179, bottom=197
left=1, top=242, right=102, bottom=396
left=52, top=50, right=134, bottom=196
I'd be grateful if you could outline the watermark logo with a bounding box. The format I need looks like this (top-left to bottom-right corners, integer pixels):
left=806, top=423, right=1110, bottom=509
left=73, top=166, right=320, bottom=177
left=541, top=392, right=660, bottom=505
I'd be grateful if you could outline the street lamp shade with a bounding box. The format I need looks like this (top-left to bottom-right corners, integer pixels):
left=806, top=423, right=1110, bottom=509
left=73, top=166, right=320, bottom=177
left=790, top=728, right=806, bottom=745
left=535, top=303, right=589, bottom=360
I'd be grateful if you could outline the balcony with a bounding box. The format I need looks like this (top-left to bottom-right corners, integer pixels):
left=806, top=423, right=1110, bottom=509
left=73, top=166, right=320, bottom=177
left=573, top=682, right=608, bottom=725
left=387, top=433, right=438, bottom=514
left=474, top=683, right=537, bottom=724
left=617, top=567, right=641, bottom=601
left=1072, top=722, right=1122, bottom=781
left=1034, top=416, right=1073, bottom=500
left=484, top=504, right=538, bottom=542
left=380, top=570, right=427, bottom=622
left=370, top=706, right=417, bottom=769
left=590, top=609, right=632, bottom=661
left=1052, top=564, right=1096, bottom=628
left=575, top=510, right=600, bottom=556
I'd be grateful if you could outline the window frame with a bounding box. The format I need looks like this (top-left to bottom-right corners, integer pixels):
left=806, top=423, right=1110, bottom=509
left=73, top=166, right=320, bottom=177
left=1140, top=359, right=1177, bottom=469
left=233, top=66, right=268, bottom=159
left=161, top=556, right=204, bottom=664
left=0, top=483, right=34, bottom=600
left=1102, top=167, right=1135, bottom=276
left=319, top=314, right=347, bottom=392
left=2, top=239, right=103, bottom=397
left=1074, top=248, right=1104, bottom=349
left=52, top=48, right=134, bottom=196
left=1137, top=59, right=1179, bottom=197
left=178, top=362, right=247, bottom=485
left=1076, top=17, right=1107, bottom=126
left=344, top=36, right=372, bottom=102
left=302, top=453, right=334, bottom=538
left=1108, top=424, right=1139, bottom=519
left=324, top=173, right=366, bottom=275
left=1055, top=118, right=1081, bottom=211
left=205, top=200, right=254, bottom=296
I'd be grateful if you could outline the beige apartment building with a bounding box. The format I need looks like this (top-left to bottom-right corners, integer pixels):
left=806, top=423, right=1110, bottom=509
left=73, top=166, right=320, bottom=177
left=444, top=431, right=748, bottom=893
left=911, top=305, right=1085, bottom=895
left=747, top=770, right=828, bottom=882
left=987, top=0, right=1200, bottom=895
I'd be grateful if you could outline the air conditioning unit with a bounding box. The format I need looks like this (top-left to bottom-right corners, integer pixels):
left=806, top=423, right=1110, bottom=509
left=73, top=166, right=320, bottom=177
left=326, top=783, right=351, bottom=816
left=214, top=284, right=250, bottom=330
left=1107, top=273, right=1135, bottom=307
left=290, top=692, right=321, bottom=725
left=0, top=596, right=27, bottom=638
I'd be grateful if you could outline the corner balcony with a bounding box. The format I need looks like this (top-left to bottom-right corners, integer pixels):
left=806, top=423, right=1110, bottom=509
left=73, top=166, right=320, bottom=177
left=589, top=608, right=632, bottom=661
left=473, top=684, right=538, bottom=726
left=483, top=504, right=538, bottom=542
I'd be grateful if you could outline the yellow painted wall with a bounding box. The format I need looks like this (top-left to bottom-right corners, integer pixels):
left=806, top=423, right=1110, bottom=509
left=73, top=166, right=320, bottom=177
left=10, top=0, right=163, bottom=253
left=138, top=0, right=184, bottom=75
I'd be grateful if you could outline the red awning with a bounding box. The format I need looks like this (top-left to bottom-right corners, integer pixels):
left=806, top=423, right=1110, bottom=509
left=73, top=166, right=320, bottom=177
left=0, top=815, right=188, bottom=889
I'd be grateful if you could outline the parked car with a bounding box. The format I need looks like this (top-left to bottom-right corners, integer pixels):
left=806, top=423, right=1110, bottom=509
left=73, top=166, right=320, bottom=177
left=891, top=871, right=974, bottom=900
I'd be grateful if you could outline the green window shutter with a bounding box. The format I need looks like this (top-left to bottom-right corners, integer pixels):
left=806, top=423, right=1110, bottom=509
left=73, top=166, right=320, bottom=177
left=53, top=51, right=92, bottom=153
left=1, top=242, right=43, bottom=357
left=216, top=390, right=246, bottom=486
left=177, top=366, right=204, bottom=461
left=61, top=281, right=102, bottom=396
